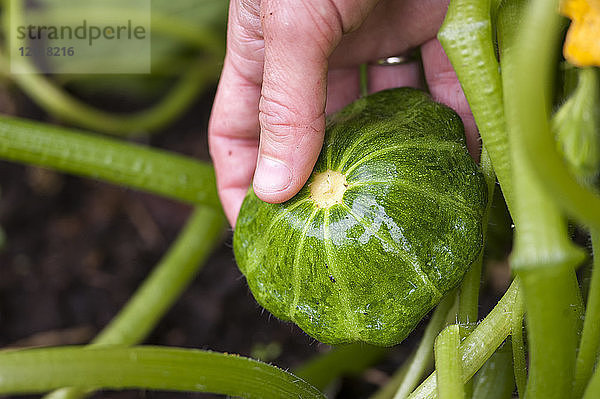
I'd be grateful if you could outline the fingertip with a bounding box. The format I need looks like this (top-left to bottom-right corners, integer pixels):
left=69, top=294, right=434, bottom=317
left=252, top=154, right=312, bottom=204
left=253, top=115, right=325, bottom=204
left=255, top=88, right=326, bottom=204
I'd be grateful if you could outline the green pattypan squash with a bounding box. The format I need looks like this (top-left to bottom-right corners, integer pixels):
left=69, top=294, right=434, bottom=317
left=234, top=88, right=488, bottom=346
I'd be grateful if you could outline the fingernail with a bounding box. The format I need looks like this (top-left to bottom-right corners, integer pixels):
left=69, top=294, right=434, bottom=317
left=254, top=156, right=292, bottom=194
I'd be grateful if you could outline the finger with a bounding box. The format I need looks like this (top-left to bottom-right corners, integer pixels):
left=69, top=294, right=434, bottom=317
left=254, top=0, right=377, bottom=203
left=326, top=68, right=360, bottom=114
left=208, top=1, right=264, bottom=226
left=421, top=38, right=480, bottom=160
left=208, top=69, right=259, bottom=225
left=367, top=61, right=423, bottom=93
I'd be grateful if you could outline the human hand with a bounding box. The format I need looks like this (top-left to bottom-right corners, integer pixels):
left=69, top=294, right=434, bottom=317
left=209, top=0, right=478, bottom=226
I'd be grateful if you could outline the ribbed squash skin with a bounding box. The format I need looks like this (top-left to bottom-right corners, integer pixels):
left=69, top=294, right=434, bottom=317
left=233, top=88, right=487, bottom=346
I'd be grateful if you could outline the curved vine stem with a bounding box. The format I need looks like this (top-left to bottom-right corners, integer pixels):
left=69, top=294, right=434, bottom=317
left=0, top=346, right=324, bottom=398
left=505, top=0, right=600, bottom=231
left=7, top=58, right=219, bottom=135
left=500, top=1, right=585, bottom=399
left=0, top=116, right=220, bottom=208
left=438, top=0, right=513, bottom=213
left=2, top=0, right=224, bottom=136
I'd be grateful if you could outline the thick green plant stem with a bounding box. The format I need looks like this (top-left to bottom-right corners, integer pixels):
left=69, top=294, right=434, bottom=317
left=367, top=294, right=456, bottom=399
left=435, top=325, right=464, bottom=399
left=500, top=1, right=586, bottom=398
left=438, top=0, right=513, bottom=212
left=517, top=267, right=582, bottom=399
left=0, top=116, right=220, bottom=208
left=2, top=0, right=223, bottom=136
left=575, top=230, right=600, bottom=398
left=506, top=0, right=600, bottom=231
left=45, top=207, right=225, bottom=399
left=471, top=341, right=514, bottom=399
left=294, top=344, right=388, bottom=391
left=408, top=279, right=522, bottom=399
left=0, top=346, right=325, bottom=398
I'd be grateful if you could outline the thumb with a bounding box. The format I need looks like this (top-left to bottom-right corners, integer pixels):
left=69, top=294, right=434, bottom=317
left=253, top=0, right=376, bottom=203
left=252, top=1, right=331, bottom=202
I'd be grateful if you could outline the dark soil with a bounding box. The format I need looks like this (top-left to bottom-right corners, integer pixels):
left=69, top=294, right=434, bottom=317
left=0, top=85, right=512, bottom=398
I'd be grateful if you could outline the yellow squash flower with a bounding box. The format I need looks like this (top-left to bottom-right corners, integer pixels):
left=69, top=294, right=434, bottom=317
left=561, top=0, right=600, bottom=66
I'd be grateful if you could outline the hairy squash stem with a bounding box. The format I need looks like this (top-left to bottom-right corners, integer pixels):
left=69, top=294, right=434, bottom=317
left=2, top=0, right=223, bottom=136
left=437, top=3, right=515, bottom=390
left=44, top=207, right=225, bottom=399
left=365, top=294, right=456, bottom=399
left=434, top=325, right=464, bottom=399
left=408, top=278, right=522, bottom=399
left=0, top=346, right=324, bottom=398
left=438, top=0, right=513, bottom=213
left=435, top=0, right=524, bottom=396
left=0, top=117, right=226, bottom=397
left=0, top=116, right=220, bottom=208
left=500, top=2, right=586, bottom=399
